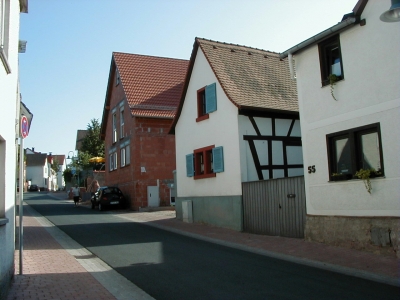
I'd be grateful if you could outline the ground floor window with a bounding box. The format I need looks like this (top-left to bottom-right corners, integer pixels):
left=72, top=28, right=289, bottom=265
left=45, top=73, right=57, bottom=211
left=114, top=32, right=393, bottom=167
left=327, top=123, right=384, bottom=181
left=186, top=145, right=224, bottom=179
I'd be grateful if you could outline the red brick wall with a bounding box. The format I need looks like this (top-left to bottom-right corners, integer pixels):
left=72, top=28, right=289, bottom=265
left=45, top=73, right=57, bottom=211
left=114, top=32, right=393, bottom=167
left=103, top=71, right=176, bottom=210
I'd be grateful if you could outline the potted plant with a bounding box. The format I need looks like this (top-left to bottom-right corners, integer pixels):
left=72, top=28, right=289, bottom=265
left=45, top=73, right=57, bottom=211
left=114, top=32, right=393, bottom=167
left=328, top=74, right=338, bottom=101
left=354, top=168, right=382, bottom=194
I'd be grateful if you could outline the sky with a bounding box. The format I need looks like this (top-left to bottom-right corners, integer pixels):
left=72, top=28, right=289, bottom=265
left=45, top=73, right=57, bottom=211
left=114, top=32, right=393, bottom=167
left=19, top=0, right=356, bottom=159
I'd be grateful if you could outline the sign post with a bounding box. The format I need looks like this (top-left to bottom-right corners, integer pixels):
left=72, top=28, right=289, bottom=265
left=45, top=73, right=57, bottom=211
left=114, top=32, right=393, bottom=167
left=19, top=115, right=29, bottom=275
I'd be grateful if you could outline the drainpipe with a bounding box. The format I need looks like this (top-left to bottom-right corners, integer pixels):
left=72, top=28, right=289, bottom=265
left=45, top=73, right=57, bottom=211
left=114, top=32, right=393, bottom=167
left=288, top=53, right=295, bottom=80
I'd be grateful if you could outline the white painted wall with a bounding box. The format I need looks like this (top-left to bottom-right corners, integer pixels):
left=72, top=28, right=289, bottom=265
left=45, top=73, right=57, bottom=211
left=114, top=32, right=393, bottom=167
left=26, top=166, right=46, bottom=187
left=294, top=0, right=400, bottom=217
left=0, top=0, right=23, bottom=291
left=175, top=49, right=242, bottom=197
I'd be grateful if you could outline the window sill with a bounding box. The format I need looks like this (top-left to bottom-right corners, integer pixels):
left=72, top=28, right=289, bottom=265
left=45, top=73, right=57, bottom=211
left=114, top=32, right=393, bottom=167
left=321, top=77, right=344, bottom=87
left=196, top=114, right=209, bottom=122
left=194, top=173, right=216, bottom=180
left=329, top=175, right=385, bottom=183
left=0, top=218, right=9, bottom=226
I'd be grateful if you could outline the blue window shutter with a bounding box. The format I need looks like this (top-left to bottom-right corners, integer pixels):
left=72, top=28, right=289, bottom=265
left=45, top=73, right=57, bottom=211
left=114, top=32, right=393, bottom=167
left=212, top=146, right=224, bottom=173
left=186, top=153, right=194, bottom=177
left=205, top=83, right=217, bottom=114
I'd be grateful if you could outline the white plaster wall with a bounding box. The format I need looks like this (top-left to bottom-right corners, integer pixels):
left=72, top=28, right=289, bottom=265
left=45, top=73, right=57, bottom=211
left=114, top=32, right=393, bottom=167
left=0, top=0, right=22, bottom=287
left=294, top=0, right=400, bottom=217
left=175, top=49, right=242, bottom=197
left=26, top=166, right=46, bottom=187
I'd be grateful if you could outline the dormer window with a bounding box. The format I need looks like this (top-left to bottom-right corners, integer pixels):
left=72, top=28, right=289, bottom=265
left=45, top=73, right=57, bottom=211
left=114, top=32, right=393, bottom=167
left=196, top=83, right=217, bottom=122
left=319, top=35, right=344, bottom=86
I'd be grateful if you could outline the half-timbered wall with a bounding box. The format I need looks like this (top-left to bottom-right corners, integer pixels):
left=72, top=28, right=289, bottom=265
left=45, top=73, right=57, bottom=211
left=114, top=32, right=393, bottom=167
left=238, top=115, right=303, bottom=182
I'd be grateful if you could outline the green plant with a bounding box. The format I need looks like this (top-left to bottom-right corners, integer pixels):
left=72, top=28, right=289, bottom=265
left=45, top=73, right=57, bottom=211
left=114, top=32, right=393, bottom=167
left=354, top=168, right=381, bottom=194
left=328, top=74, right=338, bottom=101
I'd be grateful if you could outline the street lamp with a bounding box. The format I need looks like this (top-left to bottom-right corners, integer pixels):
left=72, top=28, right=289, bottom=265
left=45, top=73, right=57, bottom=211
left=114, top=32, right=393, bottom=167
left=67, top=151, right=80, bottom=187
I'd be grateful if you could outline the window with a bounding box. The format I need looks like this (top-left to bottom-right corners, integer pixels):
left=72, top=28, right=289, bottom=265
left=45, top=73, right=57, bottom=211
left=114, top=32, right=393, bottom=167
left=112, top=113, right=117, bottom=143
left=120, top=108, right=124, bottom=139
left=116, top=70, right=120, bottom=86
left=113, top=152, right=117, bottom=170
left=327, top=123, right=383, bottom=181
left=0, top=0, right=11, bottom=73
left=196, top=83, right=217, bottom=122
left=319, top=35, right=344, bottom=86
left=109, top=153, right=114, bottom=171
left=125, top=145, right=130, bottom=165
left=121, top=148, right=125, bottom=167
left=109, top=151, right=118, bottom=171
left=186, top=145, right=224, bottom=179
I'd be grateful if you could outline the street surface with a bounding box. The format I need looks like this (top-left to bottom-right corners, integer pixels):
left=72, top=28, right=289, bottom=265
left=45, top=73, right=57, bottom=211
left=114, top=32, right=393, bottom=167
left=24, top=193, right=399, bottom=300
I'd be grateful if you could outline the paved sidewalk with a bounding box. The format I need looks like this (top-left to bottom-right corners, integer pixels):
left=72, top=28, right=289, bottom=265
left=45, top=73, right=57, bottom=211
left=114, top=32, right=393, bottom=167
left=7, top=191, right=400, bottom=299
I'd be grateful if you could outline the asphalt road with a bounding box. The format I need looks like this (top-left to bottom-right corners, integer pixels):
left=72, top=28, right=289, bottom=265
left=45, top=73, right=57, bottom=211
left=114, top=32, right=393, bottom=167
left=24, top=193, right=399, bottom=300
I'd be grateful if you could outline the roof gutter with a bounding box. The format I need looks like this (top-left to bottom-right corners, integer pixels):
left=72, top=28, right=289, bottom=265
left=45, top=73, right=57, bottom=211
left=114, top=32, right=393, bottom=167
left=280, top=17, right=357, bottom=60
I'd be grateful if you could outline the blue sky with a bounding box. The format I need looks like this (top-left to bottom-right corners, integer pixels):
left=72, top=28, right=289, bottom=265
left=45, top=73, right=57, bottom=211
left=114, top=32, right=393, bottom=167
left=19, top=0, right=355, bottom=158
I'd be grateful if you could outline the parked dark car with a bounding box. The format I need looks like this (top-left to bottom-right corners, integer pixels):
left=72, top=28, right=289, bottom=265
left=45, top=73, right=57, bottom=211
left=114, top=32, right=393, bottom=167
left=91, top=186, right=126, bottom=211
left=29, top=184, right=39, bottom=192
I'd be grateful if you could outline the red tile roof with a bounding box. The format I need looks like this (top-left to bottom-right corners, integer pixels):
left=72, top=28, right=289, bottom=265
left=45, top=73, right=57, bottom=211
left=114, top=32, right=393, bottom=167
left=113, top=52, right=189, bottom=118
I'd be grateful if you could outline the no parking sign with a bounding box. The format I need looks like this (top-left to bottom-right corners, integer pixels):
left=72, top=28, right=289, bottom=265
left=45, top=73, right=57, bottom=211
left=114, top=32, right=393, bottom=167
left=21, top=115, right=29, bottom=138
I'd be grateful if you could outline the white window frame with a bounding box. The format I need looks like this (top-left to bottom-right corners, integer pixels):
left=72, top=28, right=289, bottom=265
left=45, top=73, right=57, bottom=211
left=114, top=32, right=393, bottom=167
left=120, top=108, right=124, bottom=139
left=125, top=145, right=130, bottom=165
left=121, top=148, right=125, bottom=167
left=109, top=153, right=114, bottom=171
left=113, top=152, right=118, bottom=170
left=112, top=113, right=117, bottom=143
left=0, top=0, right=11, bottom=73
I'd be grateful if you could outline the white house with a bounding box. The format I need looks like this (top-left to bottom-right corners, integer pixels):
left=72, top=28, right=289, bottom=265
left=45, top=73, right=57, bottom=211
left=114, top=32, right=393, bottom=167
left=170, top=38, right=301, bottom=231
left=52, top=154, right=66, bottom=190
left=26, top=153, right=49, bottom=190
left=0, top=0, right=28, bottom=297
left=280, top=0, right=400, bottom=256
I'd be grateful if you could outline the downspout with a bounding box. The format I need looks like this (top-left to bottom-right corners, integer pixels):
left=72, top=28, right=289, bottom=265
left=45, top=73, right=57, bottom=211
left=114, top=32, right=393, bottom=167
left=288, top=53, right=295, bottom=80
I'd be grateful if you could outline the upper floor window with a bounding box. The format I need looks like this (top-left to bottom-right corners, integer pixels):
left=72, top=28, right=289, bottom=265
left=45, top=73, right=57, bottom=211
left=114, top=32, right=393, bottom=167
left=116, top=70, right=120, bottom=86
left=109, top=151, right=118, bottom=171
left=112, top=113, right=117, bottom=143
left=120, top=108, right=124, bottom=139
left=120, top=144, right=130, bottom=167
left=327, top=123, right=384, bottom=181
left=186, top=145, right=224, bottom=179
left=0, top=0, right=11, bottom=73
left=318, top=35, right=344, bottom=86
left=196, top=83, right=217, bottom=122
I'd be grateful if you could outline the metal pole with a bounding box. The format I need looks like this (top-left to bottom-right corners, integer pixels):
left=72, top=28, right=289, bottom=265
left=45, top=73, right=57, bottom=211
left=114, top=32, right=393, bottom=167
left=19, top=137, right=24, bottom=275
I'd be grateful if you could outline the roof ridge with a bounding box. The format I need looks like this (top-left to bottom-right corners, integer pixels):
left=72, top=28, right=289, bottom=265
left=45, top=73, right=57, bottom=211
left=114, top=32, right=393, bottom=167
left=112, top=51, right=188, bottom=62
left=196, top=37, right=280, bottom=56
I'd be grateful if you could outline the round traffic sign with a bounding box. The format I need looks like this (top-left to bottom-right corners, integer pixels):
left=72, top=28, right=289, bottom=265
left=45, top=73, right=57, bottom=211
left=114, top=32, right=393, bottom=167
left=21, top=116, right=29, bottom=139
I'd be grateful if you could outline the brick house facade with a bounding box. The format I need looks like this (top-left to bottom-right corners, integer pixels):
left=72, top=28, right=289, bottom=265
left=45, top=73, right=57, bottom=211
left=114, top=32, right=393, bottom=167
left=101, top=52, right=188, bottom=210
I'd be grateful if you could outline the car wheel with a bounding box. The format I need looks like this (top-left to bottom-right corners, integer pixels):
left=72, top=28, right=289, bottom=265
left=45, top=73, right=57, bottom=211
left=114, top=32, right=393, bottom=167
left=98, top=203, right=103, bottom=211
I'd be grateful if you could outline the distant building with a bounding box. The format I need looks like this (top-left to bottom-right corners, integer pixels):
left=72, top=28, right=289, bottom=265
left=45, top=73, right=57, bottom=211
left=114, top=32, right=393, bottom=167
left=100, top=52, right=188, bottom=209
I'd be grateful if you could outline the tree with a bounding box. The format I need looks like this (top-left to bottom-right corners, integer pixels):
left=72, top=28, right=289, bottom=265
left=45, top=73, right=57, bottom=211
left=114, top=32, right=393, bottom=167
left=80, top=118, right=105, bottom=158
left=50, top=158, right=60, bottom=177
left=63, top=168, right=73, bottom=183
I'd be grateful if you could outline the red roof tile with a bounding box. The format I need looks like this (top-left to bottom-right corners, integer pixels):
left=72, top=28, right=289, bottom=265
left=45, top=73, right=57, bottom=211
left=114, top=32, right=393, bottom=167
left=113, top=52, right=189, bottom=118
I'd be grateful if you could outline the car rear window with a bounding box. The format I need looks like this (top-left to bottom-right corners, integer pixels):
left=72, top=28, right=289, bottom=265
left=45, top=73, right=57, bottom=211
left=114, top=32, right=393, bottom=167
left=103, top=187, right=121, bottom=194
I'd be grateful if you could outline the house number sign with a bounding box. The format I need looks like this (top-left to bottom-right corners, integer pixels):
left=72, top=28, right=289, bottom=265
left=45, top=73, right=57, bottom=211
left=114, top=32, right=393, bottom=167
left=308, top=165, right=316, bottom=174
